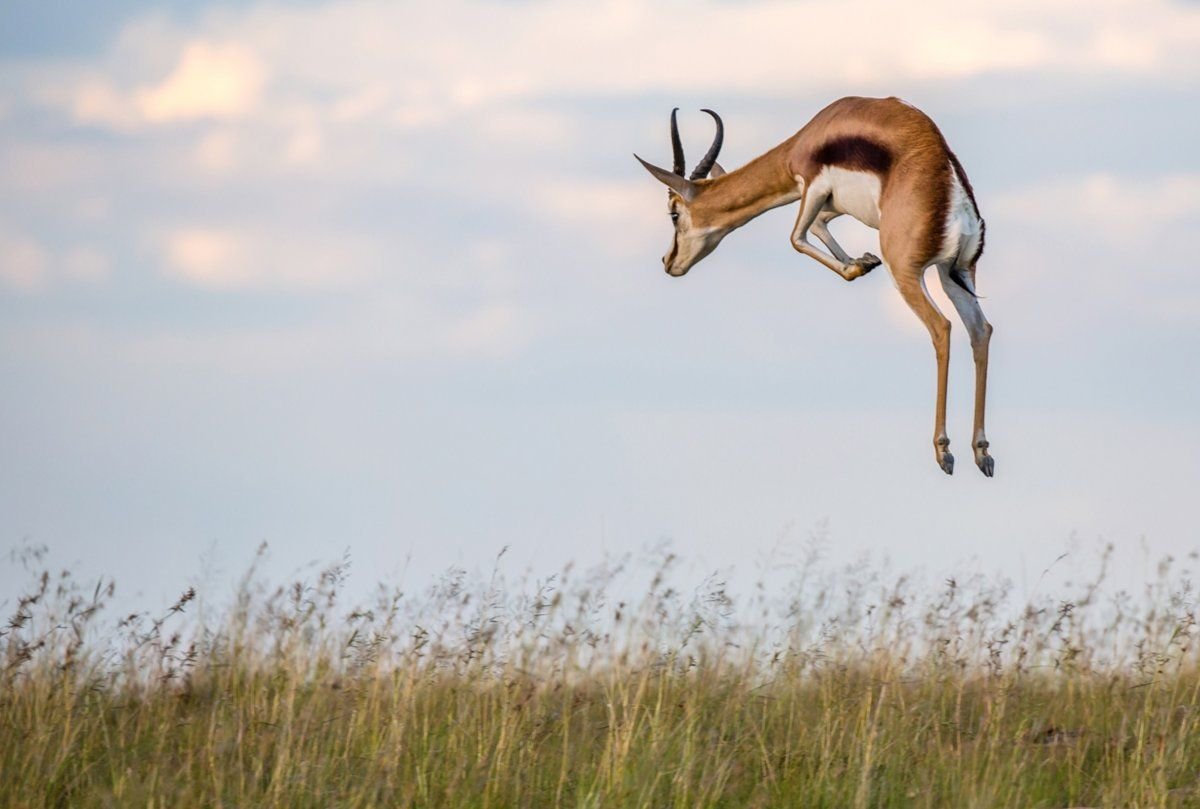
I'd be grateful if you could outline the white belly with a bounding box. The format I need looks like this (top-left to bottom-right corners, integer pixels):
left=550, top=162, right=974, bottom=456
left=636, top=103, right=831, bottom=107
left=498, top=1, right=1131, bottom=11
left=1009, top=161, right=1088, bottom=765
left=825, top=167, right=882, bottom=229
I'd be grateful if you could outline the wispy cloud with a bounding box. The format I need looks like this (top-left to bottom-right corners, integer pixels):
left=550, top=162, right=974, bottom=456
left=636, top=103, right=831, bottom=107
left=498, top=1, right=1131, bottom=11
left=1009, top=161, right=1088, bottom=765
left=34, top=0, right=1200, bottom=130
left=1, top=0, right=1198, bottom=609
left=4, top=0, right=1199, bottom=358
left=161, top=226, right=379, bottom=290
left=0, top=224, right=110, bottom=291
left=137, top=42, right=265, bottom=124
left=0, top=226, right=49, bottom=290
left=981, top=172, right=1200, bottom=327
left=992, top=172, right=1200, bottom=247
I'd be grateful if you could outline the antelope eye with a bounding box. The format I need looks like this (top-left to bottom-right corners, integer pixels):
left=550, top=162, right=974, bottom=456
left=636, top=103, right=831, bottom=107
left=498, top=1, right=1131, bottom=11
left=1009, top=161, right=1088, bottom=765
left=669, top=211, right=680, bottom=223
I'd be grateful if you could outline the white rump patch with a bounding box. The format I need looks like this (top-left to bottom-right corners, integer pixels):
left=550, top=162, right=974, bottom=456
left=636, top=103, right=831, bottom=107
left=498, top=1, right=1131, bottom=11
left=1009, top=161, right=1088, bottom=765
left=939, top=164, right=982, bottom=266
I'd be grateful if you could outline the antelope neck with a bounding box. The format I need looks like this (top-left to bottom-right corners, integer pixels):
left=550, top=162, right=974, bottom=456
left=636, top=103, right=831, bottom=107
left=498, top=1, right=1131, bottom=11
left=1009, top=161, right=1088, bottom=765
left=693, top=145, right=800, bottom=230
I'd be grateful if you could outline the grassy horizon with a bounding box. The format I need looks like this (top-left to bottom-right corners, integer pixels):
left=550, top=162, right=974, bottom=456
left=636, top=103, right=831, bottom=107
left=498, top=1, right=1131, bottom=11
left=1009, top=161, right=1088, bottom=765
left=4, top=543, right=1200, bottom=807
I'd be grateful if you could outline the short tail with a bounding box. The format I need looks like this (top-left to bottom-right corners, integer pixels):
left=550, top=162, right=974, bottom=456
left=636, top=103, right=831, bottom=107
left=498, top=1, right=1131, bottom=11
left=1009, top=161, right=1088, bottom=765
left=948, top=216, right=985, bottom=298
left=948, top=269, right=977, bottom=297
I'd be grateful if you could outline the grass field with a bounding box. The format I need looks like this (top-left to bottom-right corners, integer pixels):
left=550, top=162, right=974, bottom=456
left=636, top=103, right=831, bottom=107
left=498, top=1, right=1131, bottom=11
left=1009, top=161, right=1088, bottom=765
left=4, top=543, right=1200, bottom=808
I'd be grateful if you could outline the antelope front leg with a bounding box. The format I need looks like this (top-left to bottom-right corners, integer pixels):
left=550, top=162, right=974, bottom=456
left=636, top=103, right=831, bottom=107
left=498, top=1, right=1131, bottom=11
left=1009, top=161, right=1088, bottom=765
left=791, top=195, right=880, bottom=281
left=811, top=210, right=882, bottom=278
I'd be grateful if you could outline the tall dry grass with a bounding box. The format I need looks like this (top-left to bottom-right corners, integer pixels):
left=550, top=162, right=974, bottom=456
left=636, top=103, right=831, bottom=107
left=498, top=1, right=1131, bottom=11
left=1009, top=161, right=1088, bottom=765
left=3, top=541, right=1200, bottom=807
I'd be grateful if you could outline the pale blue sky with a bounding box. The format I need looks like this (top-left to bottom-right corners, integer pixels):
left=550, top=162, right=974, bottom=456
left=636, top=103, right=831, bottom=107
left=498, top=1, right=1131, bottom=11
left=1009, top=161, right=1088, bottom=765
left=2, top=0, right=1198, bottom=607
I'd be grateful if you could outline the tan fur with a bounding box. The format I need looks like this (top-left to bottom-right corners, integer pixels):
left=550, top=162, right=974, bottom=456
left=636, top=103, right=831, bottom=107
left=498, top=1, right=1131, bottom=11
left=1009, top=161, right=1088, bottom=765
left=692, top=98, right=960, bottom=249
left=641, top=97, right=995, bottom=476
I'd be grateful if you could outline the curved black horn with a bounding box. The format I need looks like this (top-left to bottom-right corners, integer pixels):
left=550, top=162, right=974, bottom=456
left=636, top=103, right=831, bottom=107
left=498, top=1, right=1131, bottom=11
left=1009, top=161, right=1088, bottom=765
left=669, top=108, right=685, bottom=176
left=689, top=108, right=724, bottom=180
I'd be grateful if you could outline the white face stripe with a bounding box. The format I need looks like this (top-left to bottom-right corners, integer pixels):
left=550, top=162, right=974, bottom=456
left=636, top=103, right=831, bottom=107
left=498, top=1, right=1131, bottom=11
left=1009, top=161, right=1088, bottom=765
left=662, top=200, right=723, bottom=276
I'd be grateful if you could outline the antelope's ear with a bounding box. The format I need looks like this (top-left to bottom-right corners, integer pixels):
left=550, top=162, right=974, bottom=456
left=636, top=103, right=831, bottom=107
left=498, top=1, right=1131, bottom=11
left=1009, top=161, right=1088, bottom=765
left=634, top=154, right=698, bottom=201
left=708, top=162, right=727, bottom=179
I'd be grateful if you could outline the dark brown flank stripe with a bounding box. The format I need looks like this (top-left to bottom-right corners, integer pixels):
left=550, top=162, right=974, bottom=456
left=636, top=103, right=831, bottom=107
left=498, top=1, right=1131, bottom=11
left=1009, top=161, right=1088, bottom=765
left=813, top=135, right=957, bottom=273
left=813, top=136, right=893, bottom=174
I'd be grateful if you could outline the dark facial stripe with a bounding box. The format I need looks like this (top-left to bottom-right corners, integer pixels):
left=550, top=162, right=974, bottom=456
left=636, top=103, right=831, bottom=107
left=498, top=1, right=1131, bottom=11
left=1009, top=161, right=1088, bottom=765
left=813, top=136, right=893, bottom=174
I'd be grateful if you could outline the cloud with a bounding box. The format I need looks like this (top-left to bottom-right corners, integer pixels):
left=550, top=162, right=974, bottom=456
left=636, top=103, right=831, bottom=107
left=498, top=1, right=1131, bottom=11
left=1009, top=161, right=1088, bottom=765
left=991, top=172, right=1200, bottom=248
left=164, top=228, right=238, bottom=285
left=6, top=0, right=1199, bottom=365
left=162, top=226, right=377, bottom=290
left=979, top=172, right=1200, bottom=327
left=61, top=246, right=112, bottom=281
left=136, top=42, right=265, bottom=123
left=0, top=225, right=111, bottom=290
left=32, top=0, right=1200, bottom=138
left=530, top=179, right=662, bottom=254
left=193, top=128, right=239, bottom=173
left=0, top=227, right=49, bottom=290
left=2, top=0, right=1199, bottom=611
left=67, top=40, right=265, bottom=129
left=68, top=77, right=137, bottom=129
left=444, top=302, right=530, bottom=359
left=281, top=123, right=322, bottom=167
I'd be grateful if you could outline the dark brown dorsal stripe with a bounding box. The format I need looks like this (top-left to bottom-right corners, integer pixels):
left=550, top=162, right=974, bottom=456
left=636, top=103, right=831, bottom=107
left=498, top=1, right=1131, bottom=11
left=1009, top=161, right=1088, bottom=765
left=813, top=136, right=892, bottom=174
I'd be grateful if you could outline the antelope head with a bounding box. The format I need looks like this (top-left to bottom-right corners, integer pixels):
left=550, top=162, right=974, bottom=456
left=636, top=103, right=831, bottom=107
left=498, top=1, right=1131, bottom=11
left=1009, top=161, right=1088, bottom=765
left=635, top=108, right=728, bottom=277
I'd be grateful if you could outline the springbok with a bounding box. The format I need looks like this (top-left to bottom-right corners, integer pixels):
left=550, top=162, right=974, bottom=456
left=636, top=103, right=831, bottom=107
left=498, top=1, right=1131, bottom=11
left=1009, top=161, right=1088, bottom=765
left=635, top=97, right=994, bottom=477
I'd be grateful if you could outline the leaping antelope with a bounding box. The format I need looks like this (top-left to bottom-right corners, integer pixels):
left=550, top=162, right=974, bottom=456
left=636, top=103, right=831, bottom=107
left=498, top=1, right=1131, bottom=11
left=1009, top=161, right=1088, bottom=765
left=635, top=96, right=994, bottom=477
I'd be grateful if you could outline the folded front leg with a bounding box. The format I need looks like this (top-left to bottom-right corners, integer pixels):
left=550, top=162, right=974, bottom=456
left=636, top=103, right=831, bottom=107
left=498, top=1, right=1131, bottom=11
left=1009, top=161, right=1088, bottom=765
left=792, top=197, right=880, bottom=281
left=812, top=210, right=881, bottom=278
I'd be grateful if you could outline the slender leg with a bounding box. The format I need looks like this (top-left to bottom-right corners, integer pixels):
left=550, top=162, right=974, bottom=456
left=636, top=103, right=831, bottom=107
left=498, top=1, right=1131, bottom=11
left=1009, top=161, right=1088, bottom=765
left=790, top=195, right=880, bottom=281
left=891, top=266, right=954, bottom=474
left=810, top=209, right=882, bottom=272
left=937, top=263, right=995, bottom=477
left=810, top=210, right=853, bottom=263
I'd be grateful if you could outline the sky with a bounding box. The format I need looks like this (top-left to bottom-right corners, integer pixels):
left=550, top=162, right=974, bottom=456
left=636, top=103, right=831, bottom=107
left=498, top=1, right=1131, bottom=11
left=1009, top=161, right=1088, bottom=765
left=2, top=0, right=1199, bottom=610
